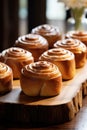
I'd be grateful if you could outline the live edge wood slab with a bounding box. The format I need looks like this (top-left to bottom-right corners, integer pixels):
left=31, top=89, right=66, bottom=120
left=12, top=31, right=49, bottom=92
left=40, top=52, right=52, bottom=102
left=0, top=62, right=87, bottom=127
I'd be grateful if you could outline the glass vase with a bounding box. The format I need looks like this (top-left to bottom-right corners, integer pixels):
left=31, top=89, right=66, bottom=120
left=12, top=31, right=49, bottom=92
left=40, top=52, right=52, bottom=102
left=66, top=8, right=87, bottom=31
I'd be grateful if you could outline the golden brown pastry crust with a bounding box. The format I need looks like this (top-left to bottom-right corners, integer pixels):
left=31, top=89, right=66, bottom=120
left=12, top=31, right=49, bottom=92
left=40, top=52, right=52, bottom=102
left=65, top=30, right=87, bottom=46
left=39, top=48, right=76, bottom=80
left=65, top=31, right=87, bottom=58
left=15, top=34, right=48, bottom=61
left=0, top=62, right=13, bottom=94
left=31, top=24, right=62, bottom=48
left=54, top=38, right=87, bottom=68
left=20, top=61, right=62, bottom=97
left=0, top=47, right=34, bottom=79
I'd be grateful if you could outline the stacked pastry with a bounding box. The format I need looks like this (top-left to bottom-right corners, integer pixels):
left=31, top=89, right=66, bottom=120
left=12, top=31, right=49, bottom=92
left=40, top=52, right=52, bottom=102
left=39, top=48, right=76, bottom=80
left=31, top=24, right=62, bottom=48
left=15, top=33, right=48, bottom=61
left=54, top=38, right=87, bottom=68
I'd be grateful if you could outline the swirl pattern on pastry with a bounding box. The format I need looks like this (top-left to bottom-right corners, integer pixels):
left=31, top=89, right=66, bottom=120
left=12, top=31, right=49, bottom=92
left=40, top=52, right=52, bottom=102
left=2, top=47, right=33, bottom=61
left=0, top=62, right=13, bottom=94
left=22, top=61, right=61, bottom=80
left=32, top=24, right=60, bottom=36
left=39, top=48, right=75, bottom=80
left=54, top=38, right=86, bottom=53
left=39, top=48, right=74, bottom=61
left=20, top=61, right=62, bottom=96
left=15, top=34, right=48, bottom=61
left=65, top=31, right=87, bottom=44
left=15, top=34, right=48, bottom=48
left=54, top=38, right=87, bottom=68
left=0, top=62, right=12, bottom=78
left=31, top=24, right=62, bottom=48
left=0, top=47, right=34, bottom=79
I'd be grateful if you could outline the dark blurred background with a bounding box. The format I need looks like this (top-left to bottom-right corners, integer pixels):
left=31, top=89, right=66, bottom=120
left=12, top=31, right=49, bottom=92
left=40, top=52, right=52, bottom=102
left=1, top=0, right=87, bottom=52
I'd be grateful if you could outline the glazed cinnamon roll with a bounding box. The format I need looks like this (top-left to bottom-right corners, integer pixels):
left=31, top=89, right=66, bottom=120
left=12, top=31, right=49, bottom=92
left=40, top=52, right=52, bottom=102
left=31, top=24, right=62, bottom=48
left=0, top=47, right=34, bottom=79
left=65, top=30, right=87, bottom=46
left=0, top=62, right=13, bottom=94
left=20, top=61, right=62, bottom=96
left=15, top=34, right=48, bottom=61
left=54, top=38, right=87, bottom=68
left=39, top=48, right=76, bottom=80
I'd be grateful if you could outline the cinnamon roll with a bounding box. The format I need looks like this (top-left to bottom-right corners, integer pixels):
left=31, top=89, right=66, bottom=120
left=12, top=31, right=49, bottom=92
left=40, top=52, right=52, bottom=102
left=65, top=30, right=87, bottom=46
left=0, top=47, right=34, bottom=79
left=15, top=34, right=48, bottom=61
left=31, top=24, right=62, bottom=48
left=54, top=38, right=87, bottom=68
left=0, top=62, right=13, bottom=94
left=20, top=61, right=62, bottom=97
left=65, top=31, right=87, bottom=57
left=39, top=48, right=76, bottom=80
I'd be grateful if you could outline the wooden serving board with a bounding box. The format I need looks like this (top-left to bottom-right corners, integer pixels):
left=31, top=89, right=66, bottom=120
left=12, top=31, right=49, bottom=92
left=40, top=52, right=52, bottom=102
left=0, top=62, right=87, bottom=127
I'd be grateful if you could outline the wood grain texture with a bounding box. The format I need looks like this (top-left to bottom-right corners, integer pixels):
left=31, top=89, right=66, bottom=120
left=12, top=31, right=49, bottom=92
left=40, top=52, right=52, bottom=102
left=0, top=62, right=87, bottom=127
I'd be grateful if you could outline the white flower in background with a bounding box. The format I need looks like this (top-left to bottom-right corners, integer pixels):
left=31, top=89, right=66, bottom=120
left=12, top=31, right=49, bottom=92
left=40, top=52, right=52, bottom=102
left=58, top=0, right=87, bottom=8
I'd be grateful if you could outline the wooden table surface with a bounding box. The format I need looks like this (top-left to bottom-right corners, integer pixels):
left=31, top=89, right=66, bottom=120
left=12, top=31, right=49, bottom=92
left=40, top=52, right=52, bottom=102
left=0, top=95, right=87, bottom=130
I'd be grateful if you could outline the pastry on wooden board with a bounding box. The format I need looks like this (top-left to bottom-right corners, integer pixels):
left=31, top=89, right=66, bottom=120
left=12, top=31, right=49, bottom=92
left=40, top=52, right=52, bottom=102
left=0, top=47, right=34, bottom=79
left=65, top=30, right=87, bottom=46
left=54, top=38, right=87, bottom=68
left=0, top=62, right=13, bottom=94
left=15, top=33, right=48, bottom=61
left=31, top=24, right=62, bottom=48
left=20, top=61, right=62, bottom=97
left=39, top=48, right=76, bottom=80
